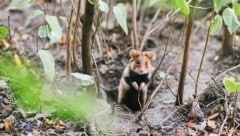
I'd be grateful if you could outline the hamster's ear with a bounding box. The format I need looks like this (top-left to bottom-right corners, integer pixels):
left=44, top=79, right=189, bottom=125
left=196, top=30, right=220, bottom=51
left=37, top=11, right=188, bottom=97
left=144, top=51, right=156, bottom=60
left=130, top=49, right=140, bottom=59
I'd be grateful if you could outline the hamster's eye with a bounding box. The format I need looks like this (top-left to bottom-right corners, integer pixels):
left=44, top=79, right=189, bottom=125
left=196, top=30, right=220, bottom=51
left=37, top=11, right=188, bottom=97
left=145, top=62, right=148, bottom=66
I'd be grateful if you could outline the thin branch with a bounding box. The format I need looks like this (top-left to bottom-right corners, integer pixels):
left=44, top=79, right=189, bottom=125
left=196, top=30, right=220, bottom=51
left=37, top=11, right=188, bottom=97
left=139, top=9, right=160, bottom=51
left=215, top=63, right=240, bottom=81
left=195, top=22, right=211, bottom=97
left=138, top=50, right=183, bottom=118
left=72, top=0, right=82, bottom=71
left=66, top=9, right=73, bottom=80
left=132, top=0, right=139, bottom=49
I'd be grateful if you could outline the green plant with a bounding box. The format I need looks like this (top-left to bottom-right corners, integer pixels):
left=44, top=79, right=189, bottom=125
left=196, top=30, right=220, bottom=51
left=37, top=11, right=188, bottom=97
left=9, top=0, right=66, bottom=44
left=0, top=26, right=9, bottom=40
left=0, top=55, right=101, bottom=121
left=210, top=0, right=240, bottom=56
left=223, top=76, right=240, bottom=127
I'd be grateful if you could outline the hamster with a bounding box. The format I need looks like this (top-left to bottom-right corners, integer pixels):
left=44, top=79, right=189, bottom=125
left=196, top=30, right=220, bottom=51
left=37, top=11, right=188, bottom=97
left=118, top=49, right=156, bottom=111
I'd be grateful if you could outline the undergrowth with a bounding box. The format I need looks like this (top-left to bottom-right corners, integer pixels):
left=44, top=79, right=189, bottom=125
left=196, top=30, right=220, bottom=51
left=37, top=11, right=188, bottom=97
left=0, top=54, right=98, bottom=121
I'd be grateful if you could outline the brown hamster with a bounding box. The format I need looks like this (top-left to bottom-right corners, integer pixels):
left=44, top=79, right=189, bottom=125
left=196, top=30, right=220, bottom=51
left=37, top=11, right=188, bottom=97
left=118, top=49, right=156, bottom=111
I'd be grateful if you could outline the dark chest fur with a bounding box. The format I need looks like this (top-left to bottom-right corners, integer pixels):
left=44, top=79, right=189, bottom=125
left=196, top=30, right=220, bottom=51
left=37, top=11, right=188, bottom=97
left=124, top=70, right=150, bottom=89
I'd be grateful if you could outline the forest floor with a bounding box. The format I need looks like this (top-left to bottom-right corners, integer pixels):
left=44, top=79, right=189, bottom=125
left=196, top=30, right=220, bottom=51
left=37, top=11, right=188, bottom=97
left=1, top=1, right=240, bottom=136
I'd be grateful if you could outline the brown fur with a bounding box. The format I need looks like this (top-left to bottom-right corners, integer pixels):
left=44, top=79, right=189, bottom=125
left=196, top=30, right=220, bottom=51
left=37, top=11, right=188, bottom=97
left=118, top=49, right=156, bottom=111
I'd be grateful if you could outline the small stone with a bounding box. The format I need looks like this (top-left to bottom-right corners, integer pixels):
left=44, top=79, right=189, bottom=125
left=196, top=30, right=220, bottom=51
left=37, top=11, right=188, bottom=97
left=0, top=80, right=8, bottom=91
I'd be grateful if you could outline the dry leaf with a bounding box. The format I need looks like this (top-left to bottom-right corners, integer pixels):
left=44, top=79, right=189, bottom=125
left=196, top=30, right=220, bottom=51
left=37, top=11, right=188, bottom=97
left=0, top=39, right=10, bottom=50
left=228, top=128, right=237, bottom=136
left=208, top=133, right=218, bottom=136
left=208, top=112, right=219, bottom=120
left=175, top=127, right=185, bottom=136
left=45, top=118, right=53, bottom=126
left=4, top=121, right=12, bottom=133
left=206, top=120, right=216, bottom=132
left=188, top=99, right=204, bottom=119
left=186, top=120, right=197, bottom=128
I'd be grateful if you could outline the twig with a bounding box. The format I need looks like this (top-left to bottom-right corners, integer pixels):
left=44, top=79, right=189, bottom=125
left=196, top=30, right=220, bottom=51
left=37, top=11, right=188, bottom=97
left=138, top=50, right=183, bottom=118
left=7, top=16, right=13, bottom=48
left=66, top=9, right=73, bottom=80
left=92, top=54, right=101, bottom=95
left=72, top=0, right=82, bottom=71
left=150, top=17, right=175, bottom=84
left=232, top=92, right=238, bottom=127
left=69, top=0, right=77, bottom=14
left=215, top=63, right=240, bottom=81
left=139, top=9, right=160, bottom=51
left=195, top=21, right=211, bottom=98
left=218, top=103, right=231, bottom=135
left=132, top=0, right=139, bottom=49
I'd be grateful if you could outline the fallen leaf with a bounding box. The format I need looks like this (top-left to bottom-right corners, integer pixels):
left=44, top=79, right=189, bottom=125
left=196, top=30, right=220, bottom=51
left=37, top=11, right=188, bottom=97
left=228, top=128, right=237, bottom=136
left=175, top=127, right=185, bottom=135
left=195, top=120, right=207, bottom=131
left=206, top=120, right=216, bottom=132
left=188, top=99, right=204, bottom=119
left=4, top=121, right=12, bottom=133
left=208, top=112, right=220, bottom=120
left=45, top=118, right=54, bottom=126
left=208, top=133, right=218, bottom=136
left=186, top=120, right=197, bottom=128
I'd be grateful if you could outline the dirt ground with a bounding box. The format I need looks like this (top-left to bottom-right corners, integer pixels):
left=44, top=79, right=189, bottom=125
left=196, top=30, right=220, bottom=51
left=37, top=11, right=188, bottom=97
left=1, top=0, right=240, bottom=135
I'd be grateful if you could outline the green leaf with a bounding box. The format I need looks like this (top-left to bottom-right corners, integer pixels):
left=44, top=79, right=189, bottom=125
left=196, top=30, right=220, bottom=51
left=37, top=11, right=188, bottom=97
left=38, top=50, right=55, bottom=81
left=98, top=0, right=109, bottom=13
left=236, top=82, right=240, bottom=91
left=28, top=9, right=44, bottom=19
left=223, top=77, right=237, bottom=93
left=210, top=15, right=223, bottom=35
left=88, top=0, right=98, bottom=4
left=0, top=26, right=9, bottom=39
left=213, top=0, right=231, bottom=12
left=222, top=8, right=240, bottom=34
left=59, top=16, right=68, bottom=25
left=171, top=0, right=190, bottom=15
left=38, top=25, right=48, bottom=38
left=45, top=15, right=62, bottom=43
left=9, top=0, right=35, bottom=9
left=113, top=3, right=128, bottom=35
left=233, top=2, right=240, bottom=16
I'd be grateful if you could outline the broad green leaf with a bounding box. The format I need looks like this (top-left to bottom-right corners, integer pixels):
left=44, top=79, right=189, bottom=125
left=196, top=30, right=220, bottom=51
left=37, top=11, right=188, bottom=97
left=28, top=9, right=44, bottom=19
left=45, top=15, right=62, bottom=43
left=88, top=0, right=98, bottom=4
left=38, top=25, right=47, bottom=38
left=210, top=15, right=223, bottom=35
left=9, top=0, right=35, bottom=9
left=171, top=0, right=190, bottom=15
left=38, top=50, right=55, bottom=81
left=59, top=16, right=68, bottom=25
left=213, top=0, right=231, bottom=12
left=0, top=26, right=9, bottom=39
left=233, top=2, right=240, bottom=16
left=223, top=77, right=237, bottom=93
left=71, top=73, right=94, bottom=86
left=223, top=8, right=240, bottom=34
left=113, top=3, right=128, bottom=35
left=98, top=0, right=109, bottom=13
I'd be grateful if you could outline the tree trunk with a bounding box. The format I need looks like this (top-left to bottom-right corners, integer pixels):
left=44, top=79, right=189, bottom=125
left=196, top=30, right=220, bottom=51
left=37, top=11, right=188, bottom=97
left=221, top=24, right=234, bottom=56
left=175, top=0, right=199, bottom=105
left=82, top=1, right=94, bottom=75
